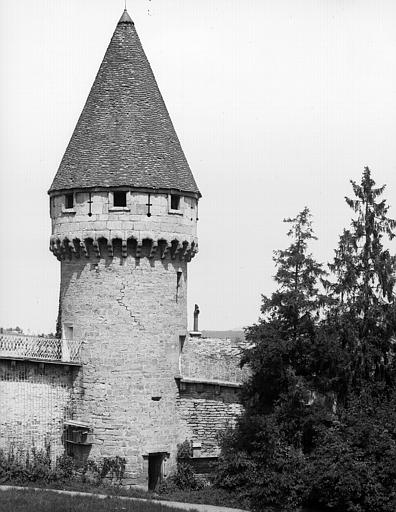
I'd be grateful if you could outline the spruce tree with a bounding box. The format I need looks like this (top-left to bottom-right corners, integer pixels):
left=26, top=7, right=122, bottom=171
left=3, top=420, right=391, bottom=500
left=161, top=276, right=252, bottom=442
left=328, top=167, right=396, bottom=389
left=242, top=207, right=327, bottom=413
left=216, top=209, right=331, bottom=511
left=216, top=174, right=396, bottom=511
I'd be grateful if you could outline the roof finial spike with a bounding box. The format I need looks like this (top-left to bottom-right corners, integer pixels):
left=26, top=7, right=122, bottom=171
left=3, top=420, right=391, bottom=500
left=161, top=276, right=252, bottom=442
left=124, top=0, right=127, bottom=10
left=118, top=5, right=133, bottom=24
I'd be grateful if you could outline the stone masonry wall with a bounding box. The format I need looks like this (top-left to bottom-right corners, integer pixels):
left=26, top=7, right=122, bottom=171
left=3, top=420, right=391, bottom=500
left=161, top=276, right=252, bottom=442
left=0, top=360, right=76, bottom=461
left=178, top=382, right=243, bottom=456
left=50, top=191, right=197, bottom=246
left=177, top=336, right=248, bottom=456
left=60, top=250, right=191, bottom=485
left=181, top=336, right=249, bottom=383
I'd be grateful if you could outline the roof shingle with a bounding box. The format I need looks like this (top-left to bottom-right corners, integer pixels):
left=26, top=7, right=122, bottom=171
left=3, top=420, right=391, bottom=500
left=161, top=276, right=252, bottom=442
left=49, top=10, right=200, bottom=197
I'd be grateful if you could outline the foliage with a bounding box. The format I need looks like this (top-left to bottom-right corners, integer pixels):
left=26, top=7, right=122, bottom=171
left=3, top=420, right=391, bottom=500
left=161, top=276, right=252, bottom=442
left=0, top=445, right=126, bottom=488
left=216, top=169, right=396, bottom=512
left=158, top=440, right=203, bottom=493
left=0, top=445, right=55, bottom=484
left=327, top=167, right=396, bottom=394
left=100, top=456, right=126, bottom=485
left=215, top=417, right=311, bottom=511
left=240, top=207, right=333, bottom=447
left=307, top=389, right=396, bottom=512
left=175, top=439, right=193, bottom=460
left=158, top=462, right=204, bottom=493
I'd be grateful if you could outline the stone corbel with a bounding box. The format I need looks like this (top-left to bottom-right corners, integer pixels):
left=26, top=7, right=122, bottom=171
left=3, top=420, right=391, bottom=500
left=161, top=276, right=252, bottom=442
left=73, top=239, right=81, bottom=258
left=170, top=240, right=180, bottom=260
left=80, top=240, right=89, bottom=258
left=107, top=240, right=114, bottom=257
left=149, top=240, right=158, bottom=259
left=135, top=241, right=143, bottom=258
left=179, top=241, right=188, bottom=261
left=93, top=240, right=100, bottom=258
left=122, top=240, right=128, bottom=258
left=160, top=241, right=169, bottom=259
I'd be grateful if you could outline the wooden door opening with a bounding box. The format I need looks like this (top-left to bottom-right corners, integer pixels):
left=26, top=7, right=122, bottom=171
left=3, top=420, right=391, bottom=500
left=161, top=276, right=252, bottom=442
left=148, top=453, right=165, bottom=491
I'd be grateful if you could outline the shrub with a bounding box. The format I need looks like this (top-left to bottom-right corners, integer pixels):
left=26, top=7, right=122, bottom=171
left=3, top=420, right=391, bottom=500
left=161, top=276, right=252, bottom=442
left=0, top=446, right=126, bottom=488
left=0, top=445, right=55, bottom=483
left=306, top=394, right=396, bottom=512
left=176, top=440, right=193, bottom=460
left=158, top=440, right=204, bottom=494
left=100, top=456, right=126, bottom=485
left=215, top=425, right=309, bottom=512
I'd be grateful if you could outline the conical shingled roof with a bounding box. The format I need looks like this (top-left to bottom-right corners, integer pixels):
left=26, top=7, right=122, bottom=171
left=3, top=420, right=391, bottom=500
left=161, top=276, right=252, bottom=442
left=49, top=10, right=200, bottom=197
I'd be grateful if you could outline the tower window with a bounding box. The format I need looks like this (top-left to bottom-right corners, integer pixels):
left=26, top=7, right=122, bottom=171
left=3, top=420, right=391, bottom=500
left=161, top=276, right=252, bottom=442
left=176, top=270, right=182, bottom=302
left=113, top=191, right=127, bottom=207
left=170, top=195, right=180, bottom=210
left=65, top=193, right=74, bottom=209
left=179, top=335, right=186, bottom=353
left=62, top=324, right=73, bottom=340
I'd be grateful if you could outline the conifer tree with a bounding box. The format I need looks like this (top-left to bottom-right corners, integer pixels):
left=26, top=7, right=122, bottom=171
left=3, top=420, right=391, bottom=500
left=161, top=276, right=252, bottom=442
left=328, top=167, right=396, bottom=389
left=216, top=174, right=396, bottom=512
left=242, top=207, right=327, bottom=413
left=216, top=209, right=331, bottom=511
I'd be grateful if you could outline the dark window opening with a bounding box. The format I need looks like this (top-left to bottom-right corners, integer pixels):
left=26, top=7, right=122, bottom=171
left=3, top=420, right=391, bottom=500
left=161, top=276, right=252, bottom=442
left=179, top=335, right=186, bottom=353
left=114, top=191, right=127, bottom=207
left=170, top=195, right=180, bottom=210
left=176, top=271, right=182, bottom=302
left=65, top=193, right=74, bottom=209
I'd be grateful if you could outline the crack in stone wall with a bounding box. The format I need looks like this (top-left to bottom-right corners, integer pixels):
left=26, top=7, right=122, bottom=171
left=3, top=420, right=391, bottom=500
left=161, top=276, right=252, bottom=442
left=116, top=281, right=140, bottom=326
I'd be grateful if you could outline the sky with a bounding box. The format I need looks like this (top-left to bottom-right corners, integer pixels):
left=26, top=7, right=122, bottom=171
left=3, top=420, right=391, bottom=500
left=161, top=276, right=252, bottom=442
left=0, top=0, right=396, bottom=334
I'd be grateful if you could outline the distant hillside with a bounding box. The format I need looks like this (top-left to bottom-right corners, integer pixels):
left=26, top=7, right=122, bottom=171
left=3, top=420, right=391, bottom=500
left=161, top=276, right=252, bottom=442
left=201, top=330, right=245, bottom=342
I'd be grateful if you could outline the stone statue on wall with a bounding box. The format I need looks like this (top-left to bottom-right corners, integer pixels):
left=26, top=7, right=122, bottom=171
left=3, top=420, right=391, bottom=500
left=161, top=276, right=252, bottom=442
left=193, top=304, right=200, bottom=332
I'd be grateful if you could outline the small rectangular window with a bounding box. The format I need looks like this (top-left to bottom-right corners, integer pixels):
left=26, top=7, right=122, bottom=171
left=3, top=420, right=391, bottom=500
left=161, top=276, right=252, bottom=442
left=178, top=335, right=186, bottom=374
left=114, top=191, right=127, bottom=207
left=170, top=195, right=180, bottom=210
left=176, top=270, right=182, bottom=302
left=63, top=324, right=73, bottom=340
left=65, top=193, right=74, bottom=209
left=179, top=335, right=186, bottom=353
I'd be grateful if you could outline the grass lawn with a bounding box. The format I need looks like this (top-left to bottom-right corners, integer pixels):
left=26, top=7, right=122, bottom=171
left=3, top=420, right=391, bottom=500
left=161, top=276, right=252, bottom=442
left=1, top=481, right=246, bottom=510
left=0, top=489, right=199, bottom=512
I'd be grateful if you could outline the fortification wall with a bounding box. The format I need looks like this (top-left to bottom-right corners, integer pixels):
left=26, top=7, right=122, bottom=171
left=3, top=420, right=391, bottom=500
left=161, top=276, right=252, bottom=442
left=178, top=382, right=243, bottom=456
left=60, top=251, right=191, bottom=485
left=0, top=333, right=247, bottom=479
left=180, top=335, right=249, bottom=384
left=0, top=360, right=76, bottom=461
left=177, top=336, right=247, bottom=456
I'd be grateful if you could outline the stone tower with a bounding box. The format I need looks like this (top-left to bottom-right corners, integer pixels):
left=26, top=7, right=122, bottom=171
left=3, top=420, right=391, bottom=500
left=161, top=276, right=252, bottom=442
left=48, top=10, right=200, bottom=486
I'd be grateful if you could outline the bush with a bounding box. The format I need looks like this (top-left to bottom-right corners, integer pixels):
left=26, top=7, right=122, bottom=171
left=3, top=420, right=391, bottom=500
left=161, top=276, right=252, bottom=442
left=0, top=445, right=55, bottom=484
left=216, top=391, right=396, bottom=512
left=0, top=446, right=126, bottom=488
left=215, top=420, right=309, bottom=512
left=158, top=440, right=204, bottom=494
left=306, top=394, right=396, bottom=512
left=158, top=462, right=204, bottom=493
